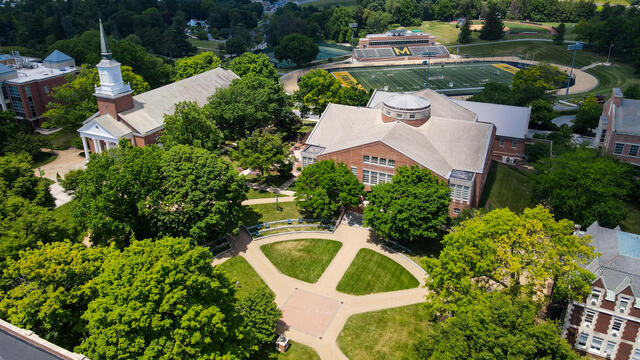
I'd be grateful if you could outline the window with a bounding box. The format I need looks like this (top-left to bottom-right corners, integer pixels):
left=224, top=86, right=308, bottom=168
left=387, top=159, right=395, bottom=167
left=450, top=184, right=471, bottom=203
left=44, top=85, right=50, bottom=94
left=584, top=310, right=595, bottom=328
left=512, top=140, right=519, bottom=148
left=630, top=144, right=639, bottom=157
left=378, top=158, right=387, bottom=166
left=611, top=318, right=623, bottom=336
left=499, top=138, right=505, bottom=147
left=363, top=169, right=393, bottom=186
left=614, top=143, right=624, bottom=155
left=600, top=129, right=607, bottom=143
left=363, top=155, right=395, bottom=168
left=384, top=110, right=390, bottom=115
left=590, top=337, right=603, bottom=352
left=363, top=170, right=370, bottom=184
left=363, top=155, right=370, bottom=163
left=590, top=289, right=601, bottom=305
left=577, top=333, right=588, bottom=348
left=462, top=186, right=470, bottom=202
left=351, top=167, right=357, bottom=176
left=371, top=156, right=379, bottom=164
left=618, top=297, right=631, bottom=313
left=632, top=349, right=640, bottom=360
left=453, top=208, right=460, bottom=215
left=396, top=113, right=403, bottom=119
left=604, top=341, right=616, bottom=356
left=8, top=85, right=25, bottom=118
left=409, top=114, right=416, bottom=119
left=370, top=171, right=377, bottom=185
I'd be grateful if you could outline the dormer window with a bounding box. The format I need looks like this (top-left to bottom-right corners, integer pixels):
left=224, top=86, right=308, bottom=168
left=618, top=297, right=631, bottom=313
left=590, top=289, right=601, bottom=305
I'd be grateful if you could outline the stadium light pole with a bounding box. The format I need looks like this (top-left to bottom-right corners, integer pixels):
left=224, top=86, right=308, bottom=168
left=422, top=52, right=434, bottom=88
left=565, top=42, right=583, bottom=97
left=606, top=42, right=614, bottom=64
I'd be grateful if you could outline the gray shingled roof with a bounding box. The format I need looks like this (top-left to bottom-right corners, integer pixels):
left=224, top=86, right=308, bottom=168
left=306, top=89, right=494, bottom=178
left=453, top=100, right=530, bottom=140
left=584, top=222, right=640, bottom=297
left=614, top=97, right=640, bottom=136
left=43, top=50, right=72, bottom=63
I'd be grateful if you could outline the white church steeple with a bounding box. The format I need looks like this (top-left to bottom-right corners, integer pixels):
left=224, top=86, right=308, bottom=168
left=94, top=18, right=131, bottom=98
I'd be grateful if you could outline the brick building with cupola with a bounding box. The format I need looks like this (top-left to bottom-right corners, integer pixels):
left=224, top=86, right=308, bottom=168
left=77, top=19, right=238, bottom=161
left=301, top=89, right=530, bottom=216
left=562, top=222, right=640, bottom=359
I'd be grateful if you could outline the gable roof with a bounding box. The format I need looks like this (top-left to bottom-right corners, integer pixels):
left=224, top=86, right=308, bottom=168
left=43, top=50, right=72, bottom=63
left=118, top=67, right=239, bottom=135
left=78, top=113, right=133, bottom=139
left=453, top=100, right=531, bottom=140
left=584, top=222, right=640, bottom=297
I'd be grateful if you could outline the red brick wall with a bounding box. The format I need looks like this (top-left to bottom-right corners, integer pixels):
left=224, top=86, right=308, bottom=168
left=570, top=305, right=584, bottom=326
left=615, top=342, right=632, bottom=360
left=594, top=312, right=611, bottom=334
left=630, top=306, right=640, bottom=318
left=621, top=320, right=639, bottom=342
left=601, top=298, right=616, bottom=311
left=9, top=74, right=71, bottom=123
left=97, top=94, right=134, bottom=119
left=492, top=136, right=525, bottom=161
left=132, top=130, right=162, bottom=148
left=608, top=133, right=640, bottom=166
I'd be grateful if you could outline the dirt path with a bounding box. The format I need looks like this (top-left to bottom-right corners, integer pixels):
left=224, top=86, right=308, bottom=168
left=212, top=224, right=428, bottom=360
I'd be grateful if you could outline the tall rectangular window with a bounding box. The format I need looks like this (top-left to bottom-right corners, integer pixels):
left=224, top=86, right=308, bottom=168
left=584, top=310, right=595, bottom=327
left=590, top=337, right=603, bottom=352
left=632, top=349, right=640, bottom=360
left=370, top=171, right=378, bottom=185
left=363, top=155, right=370, bottom=163
left=462, top=186, right=470, bottom=202
left=604, top=341, right=616, bottom=356
left=499, top=138, right=505, bottom=147
left=44, top=85, right=50, bottom=94
left=512, top=140, right=519, bottom=148
left=630, top=144, right=639, bottom=157
left=8, top=85, right=25, bottom=118
left=611, top=318, right=623, bottom=335
left=351, top=167, right=357, bottom=176
left=363, top=170, right=370, bottom=184
left=600, top=129, right=607, bottom=143
left=371, top=156, right=379, bottom=165
left=590, top=289, right=601, bottom=305
left=577, top=333, right=588, bottom=348
left=378, top=158, right=387, bottom=166
left=614, top=143, right=624, bottom=155
left=387, top=159, right=395, bottom=168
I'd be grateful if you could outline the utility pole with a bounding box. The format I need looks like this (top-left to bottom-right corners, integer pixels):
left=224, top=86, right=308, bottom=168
left=422, top=52, right=433, bottom=88
left=565, top=42, right=583, bottom=97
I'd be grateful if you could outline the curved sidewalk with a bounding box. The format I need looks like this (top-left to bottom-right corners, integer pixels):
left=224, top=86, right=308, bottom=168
left=212, top=224, right=428, bottom=360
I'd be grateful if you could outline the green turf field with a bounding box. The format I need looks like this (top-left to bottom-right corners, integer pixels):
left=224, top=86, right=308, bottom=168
left=332, top=62, right=516, bottom=94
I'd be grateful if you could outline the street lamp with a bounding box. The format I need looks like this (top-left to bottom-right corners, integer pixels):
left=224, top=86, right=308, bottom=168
left=606, top=42, right=615, bottom=64
left=565, top=41, right=583, bottom=97
left=422, top=51, right=435, bottom=88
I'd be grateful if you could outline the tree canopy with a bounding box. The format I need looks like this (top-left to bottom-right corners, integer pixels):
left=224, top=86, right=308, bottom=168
left=533, top=147, right=634, bottom=228
left=274, top=33, right=319, bottom=67
left=228, top=53, right=279, bottom=82
left=172, top=52, right=222, bottom=81
left=295, top=160, right=364, bottom=218
left=207, top=74, right=300, bottom=140
left=424, top=206, right=596, bottom=316
left=295, top=69, right=370, bottom=116
left=73, top=142, right=247, bottom=248
left=0, top=242, right=112, bottom=349
left=479, top=2, right=505, bottom=40
left=363, top=166, right=450, bottom=242
left=0, top=111, right=51, bottom=160
left=410, top=293, right=584, bottom=360
left=573, top=95, right=603, bottom=135
left=0, top=153, right=54, bottom=208
left=43, top=65, right=148, bottom=130
left=233, top=131, right=293, bottom=178
left=160, top=101, right=223, bottom=152
left=76, top=237, right=280, bottom=359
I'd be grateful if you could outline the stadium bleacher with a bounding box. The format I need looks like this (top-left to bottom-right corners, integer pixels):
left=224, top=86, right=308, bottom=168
left=353, top=45, right=449, bottom=60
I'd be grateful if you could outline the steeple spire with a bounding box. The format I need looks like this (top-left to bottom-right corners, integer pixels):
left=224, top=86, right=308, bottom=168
left=99, top=18, right=112, bottom=60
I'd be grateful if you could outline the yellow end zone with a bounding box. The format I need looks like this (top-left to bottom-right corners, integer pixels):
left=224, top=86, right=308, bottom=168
left=493, top=63, right=520, bottom=75
left=333, top=71, right=364, bottom=89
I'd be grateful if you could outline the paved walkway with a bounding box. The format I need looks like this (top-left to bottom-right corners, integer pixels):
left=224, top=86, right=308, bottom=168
left=242, top=196, right=296, bottom=205
left=213, top=224, right=427, bottom=359
left=33, top=149, right=86, bottom=208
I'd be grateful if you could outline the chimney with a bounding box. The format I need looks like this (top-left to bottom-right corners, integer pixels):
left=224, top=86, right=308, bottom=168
left=612, top=88, right=623, bottom=106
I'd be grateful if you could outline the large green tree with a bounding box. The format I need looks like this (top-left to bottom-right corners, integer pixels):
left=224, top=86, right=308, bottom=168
left=0, top=153, right=53, bottom=207
left=227, top=53, right=279, bottom=82
left=295, top=160, right=364, bottom=218
left=0, top=111, right=51, bottom=160
left=207, top=73, right=300, bottom=140
left=573, top=95, right=603, bottom=135
left=424, top=206, right=596, bottom=316
left=363, top=166, right=450, bottom=242
left=73, top=142, right=247, bottom=247
left=76, top=237, right=280, bottom=359
left=274, top=33, right=319, bottom=67
left=459, top=17, right=472, bottom=43
left=533, top=147, right=634, bottom=228
left=172, top=52, right=222, bottom=81
left=0, top=242, right=112, bottom=349
left=43, top=66, right=149, bottom=130
left=233, top=131, right=293, bottom=177
left=553, top=22, right=566, bottom=45
left=160, top=101, right=223, bottom=152
left=295, top=69, right=371, bottom=116
left=410, top=293, right=584, bottom=360
left=480, top=1, right=505, bottom=40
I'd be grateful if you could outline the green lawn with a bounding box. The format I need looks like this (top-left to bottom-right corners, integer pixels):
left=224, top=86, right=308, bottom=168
left=337, top=62, right=515, bottom=94
left=218, top=256, right=272, bottom=298
left=404, top=21, right=462, bottom=45
left=44, top=130, right=78, bottom=150
left=32, top=151, right=58, bottom=168
left=581, top=63, right=640, bottom=99
left=270, top=342, right=320, bottom=360
left=457, top=40, right=608, bottom=68
left=247, top=188, right=278, bottom=199
left=188, top=38, right=222, bottom=50
left=241, top=201, right=301, bottom=226
left=336, top=249, right=419, bottom=295
left=479, top=161, right=536, bottom=213
left=622, top=202, right=640, bottom=234
left=261, top=239, right=342, bottom=283
left=52, top=200, right=85, bottom=242
left=337, top=303, right=432, bottom=360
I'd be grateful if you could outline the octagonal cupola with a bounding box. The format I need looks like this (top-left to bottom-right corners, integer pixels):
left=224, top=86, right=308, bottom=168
left=381, top=94, right=431, bottom=127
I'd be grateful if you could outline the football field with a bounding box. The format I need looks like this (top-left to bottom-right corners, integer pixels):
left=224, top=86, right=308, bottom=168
left=331, top=62, right=518, bottom=95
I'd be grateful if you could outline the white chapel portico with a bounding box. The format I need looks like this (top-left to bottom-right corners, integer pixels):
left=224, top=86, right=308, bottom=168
left=77, top=18, right=239, bottom=161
